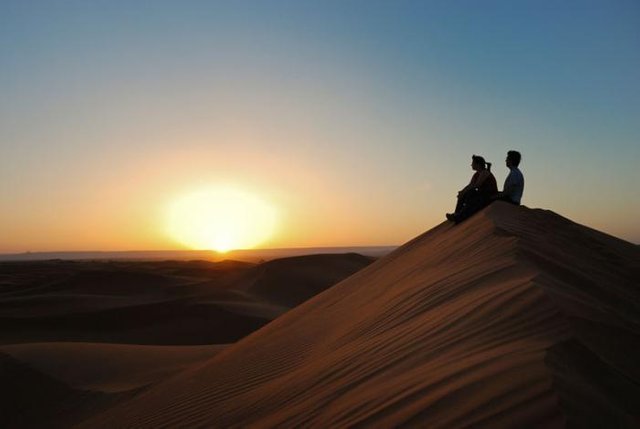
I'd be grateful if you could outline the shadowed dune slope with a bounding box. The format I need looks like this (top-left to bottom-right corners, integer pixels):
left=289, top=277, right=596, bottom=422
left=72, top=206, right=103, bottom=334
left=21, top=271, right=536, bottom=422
left=0, top=343, right=225, bottom=393
left=80, top=202, right=640, bottom=428
left=239, top=253, right=375, bottom=307
left=0, top=352, right=129, bottom=429
left=0, top=255, right=372, bottom=345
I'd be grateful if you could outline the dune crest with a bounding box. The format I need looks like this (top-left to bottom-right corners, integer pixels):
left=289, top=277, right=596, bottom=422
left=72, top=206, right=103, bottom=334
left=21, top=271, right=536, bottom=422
left=80, top=202, right=640, bottom=428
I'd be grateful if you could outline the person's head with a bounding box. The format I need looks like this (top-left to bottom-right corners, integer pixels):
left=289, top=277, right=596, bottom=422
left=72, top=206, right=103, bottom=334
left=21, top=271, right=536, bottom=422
left=471, top=155, right=491, bottom=171
left=506, top=150, right=521, bottom=168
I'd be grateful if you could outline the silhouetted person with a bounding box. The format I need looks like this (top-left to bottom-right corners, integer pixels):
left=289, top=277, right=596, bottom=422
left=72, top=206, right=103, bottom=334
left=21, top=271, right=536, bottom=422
left=496, top=150, right=524, bottom=205
left=446, top=155, right=498, bottom=223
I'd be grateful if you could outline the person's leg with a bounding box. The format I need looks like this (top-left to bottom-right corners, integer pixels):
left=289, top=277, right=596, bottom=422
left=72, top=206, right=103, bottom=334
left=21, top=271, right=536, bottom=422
left=447, top=191, right=468, bottom=221
left=456, top=193, right=489, bottom=222
left=454, top=194, right=465, bottom=213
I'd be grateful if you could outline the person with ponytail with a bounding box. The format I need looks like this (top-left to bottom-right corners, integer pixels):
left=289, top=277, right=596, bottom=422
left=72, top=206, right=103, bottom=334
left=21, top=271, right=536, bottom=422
left=446, top=154, right=498, bottom=223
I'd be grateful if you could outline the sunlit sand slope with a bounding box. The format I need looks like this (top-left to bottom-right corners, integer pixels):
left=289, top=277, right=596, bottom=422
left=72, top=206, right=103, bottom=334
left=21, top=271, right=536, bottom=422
left=81, top=202, right=640, bottom=428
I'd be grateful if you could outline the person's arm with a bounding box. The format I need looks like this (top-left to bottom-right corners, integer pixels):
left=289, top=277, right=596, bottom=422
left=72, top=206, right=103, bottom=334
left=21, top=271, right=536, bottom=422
left=458, top=172, right=479, bottom=196
left=474, top=170, right=490, bottom=188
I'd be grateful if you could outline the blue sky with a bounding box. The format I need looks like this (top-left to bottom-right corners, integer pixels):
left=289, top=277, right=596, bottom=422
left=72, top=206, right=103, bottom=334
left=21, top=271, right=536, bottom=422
left=1, top=0, right=639, bottom=251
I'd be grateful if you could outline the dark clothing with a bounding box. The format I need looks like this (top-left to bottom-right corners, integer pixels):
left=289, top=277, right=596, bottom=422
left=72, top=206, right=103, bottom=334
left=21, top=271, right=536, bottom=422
left=454, top=189, right=489, bottom=222
left=466, top=170, right=498, bottom=199
left=478, top=173, right=498, bottom=199
left=451, top=170, right=498, bottom=223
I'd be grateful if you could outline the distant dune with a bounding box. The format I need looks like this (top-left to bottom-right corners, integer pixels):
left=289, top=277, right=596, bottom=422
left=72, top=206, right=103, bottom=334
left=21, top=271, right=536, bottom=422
left=78, top=202, right=640, bottom=428
left=0, top=255, right=373, bottom=346
left=238, top=253, right=375, bottom=307
left=0, top=252, right=374, bottom=427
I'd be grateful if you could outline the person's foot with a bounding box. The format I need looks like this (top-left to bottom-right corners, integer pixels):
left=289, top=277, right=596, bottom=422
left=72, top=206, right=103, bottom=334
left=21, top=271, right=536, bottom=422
left=446, top=213, right=456, bottom=222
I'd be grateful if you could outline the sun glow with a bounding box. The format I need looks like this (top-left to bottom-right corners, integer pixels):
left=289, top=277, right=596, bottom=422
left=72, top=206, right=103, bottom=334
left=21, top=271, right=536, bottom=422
left=166, top=186, right=278, bottom=253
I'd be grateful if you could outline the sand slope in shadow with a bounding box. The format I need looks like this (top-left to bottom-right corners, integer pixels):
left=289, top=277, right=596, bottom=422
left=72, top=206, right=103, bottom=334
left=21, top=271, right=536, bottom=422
left=0, top=254, right=373, bottom=345
left=0, top=252, right=374, bottom=427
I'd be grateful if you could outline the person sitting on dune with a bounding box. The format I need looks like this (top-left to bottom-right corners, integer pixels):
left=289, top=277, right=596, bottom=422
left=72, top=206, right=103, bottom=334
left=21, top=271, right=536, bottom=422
left=496, top=150, right=524, bottom=205
left=446, top=155, right=498, bottom=223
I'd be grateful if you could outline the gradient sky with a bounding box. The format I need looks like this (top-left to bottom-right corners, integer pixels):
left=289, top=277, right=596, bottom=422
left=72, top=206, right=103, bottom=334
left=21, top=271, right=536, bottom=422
left=1, top=0, right=639, bottom=252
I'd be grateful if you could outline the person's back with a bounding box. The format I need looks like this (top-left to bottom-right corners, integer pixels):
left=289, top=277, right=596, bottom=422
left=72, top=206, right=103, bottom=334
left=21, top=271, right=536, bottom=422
left=501, top=151, right=524, bottom=204
left=477, top=169, right=498, bottom=200
left=503, top=166, right=524, bottom=204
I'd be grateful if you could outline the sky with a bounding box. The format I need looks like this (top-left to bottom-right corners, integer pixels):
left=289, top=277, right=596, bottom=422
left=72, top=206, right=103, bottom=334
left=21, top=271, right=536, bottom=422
left=1, top=0, right=639, bottom=252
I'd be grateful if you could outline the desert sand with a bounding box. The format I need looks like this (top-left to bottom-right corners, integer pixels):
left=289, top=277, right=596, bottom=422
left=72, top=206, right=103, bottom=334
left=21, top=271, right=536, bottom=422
left=74, top=202, right=639, bottom=428
left=0, top=253, right=372, bottom=428
left=2, top=202, right=638, bottom=428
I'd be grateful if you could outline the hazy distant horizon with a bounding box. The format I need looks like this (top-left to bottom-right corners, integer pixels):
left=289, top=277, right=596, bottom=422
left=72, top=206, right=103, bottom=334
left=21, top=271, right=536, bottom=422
left=0, top=245, right=398, bottom=263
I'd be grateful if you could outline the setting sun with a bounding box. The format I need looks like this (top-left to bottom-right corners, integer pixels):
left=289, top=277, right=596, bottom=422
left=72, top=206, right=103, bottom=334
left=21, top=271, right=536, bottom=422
left=165, top=186, right=278, bottom=253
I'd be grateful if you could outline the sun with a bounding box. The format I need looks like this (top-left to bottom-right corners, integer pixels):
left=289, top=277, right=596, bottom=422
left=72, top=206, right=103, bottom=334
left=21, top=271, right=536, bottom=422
left=165, top=186, right=278, bottom=253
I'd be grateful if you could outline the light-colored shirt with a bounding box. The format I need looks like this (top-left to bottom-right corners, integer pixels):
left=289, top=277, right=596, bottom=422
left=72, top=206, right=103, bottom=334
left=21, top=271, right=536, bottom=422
left=503, top=167, right=524, bottom=204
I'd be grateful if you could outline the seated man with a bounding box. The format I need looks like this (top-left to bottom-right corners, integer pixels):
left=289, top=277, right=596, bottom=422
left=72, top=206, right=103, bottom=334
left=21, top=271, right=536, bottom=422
left=497, top=150, right=524, bottom=205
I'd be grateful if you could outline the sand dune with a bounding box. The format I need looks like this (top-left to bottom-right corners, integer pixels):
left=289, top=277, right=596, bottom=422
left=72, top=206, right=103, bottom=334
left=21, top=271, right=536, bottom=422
left=0, top=351, right=124, bottom=429
left=238, top=253, right=375, bottom=307
left=0, top=255, right=371, bottom=345
left=0, top=252, right=373, bottom=427
left=0, top=343, right=225, bottom=393
left=0, top=342, right=225, bottom=427
left=80, top=202, right=640, bottom=428
left=0, top=297, right=272, bottom=345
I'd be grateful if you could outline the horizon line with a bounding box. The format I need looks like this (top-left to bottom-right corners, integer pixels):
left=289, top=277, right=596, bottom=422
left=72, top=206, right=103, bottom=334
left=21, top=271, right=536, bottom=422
left=0, top=244, right=400, bottom=257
